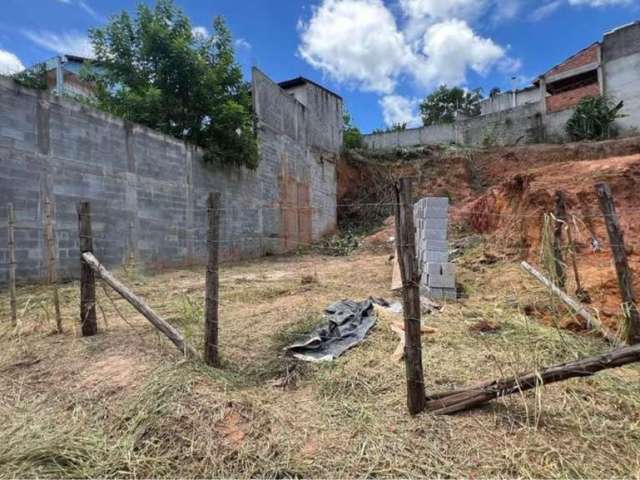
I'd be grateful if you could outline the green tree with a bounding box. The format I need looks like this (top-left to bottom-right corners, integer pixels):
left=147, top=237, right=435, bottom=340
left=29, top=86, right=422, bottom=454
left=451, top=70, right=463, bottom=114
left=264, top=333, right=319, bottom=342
left=419, top=85, right=483, bottom=126
left=343, top=112, right=364, bottom=149
left=86, top=0, right=258, bottom=169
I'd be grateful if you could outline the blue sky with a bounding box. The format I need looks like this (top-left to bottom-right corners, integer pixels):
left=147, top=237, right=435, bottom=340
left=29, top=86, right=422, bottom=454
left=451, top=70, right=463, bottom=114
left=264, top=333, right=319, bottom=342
left=0, top=0, right=638, bottom=133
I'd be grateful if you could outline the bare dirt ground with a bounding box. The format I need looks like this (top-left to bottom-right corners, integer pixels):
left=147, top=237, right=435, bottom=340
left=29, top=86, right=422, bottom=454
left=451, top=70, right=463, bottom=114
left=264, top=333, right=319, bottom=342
left=2, top=244, right=640, bottom=478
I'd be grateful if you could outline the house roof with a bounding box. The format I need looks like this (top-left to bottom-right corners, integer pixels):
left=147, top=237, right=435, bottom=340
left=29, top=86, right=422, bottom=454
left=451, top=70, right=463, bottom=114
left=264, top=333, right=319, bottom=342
left=278, top=77, right=342, bottom=100
left=26, top=54, right=96, bottom=73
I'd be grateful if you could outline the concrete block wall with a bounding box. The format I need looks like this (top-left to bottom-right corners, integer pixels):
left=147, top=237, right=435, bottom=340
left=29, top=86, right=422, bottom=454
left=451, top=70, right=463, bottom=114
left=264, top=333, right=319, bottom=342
left=603, top=22, right=640, bottom=133
left=460, top=102, right=545, bottom=146
left=364, top=123, right=456, bottom=149
left=363, top=102, right=547, bottom=149
left=480, top=88, right=541, bottom=115
left=0, top=69, right=340, bottom=285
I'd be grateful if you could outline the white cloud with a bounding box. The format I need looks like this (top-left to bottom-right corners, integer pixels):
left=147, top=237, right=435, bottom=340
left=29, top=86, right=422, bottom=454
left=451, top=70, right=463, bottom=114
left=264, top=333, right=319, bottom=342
left=53, top=0, right=102, bottom=21
left=399, top=0, right=487, bottom=21
left=380, top=95, right=422, bottom=127
left=568, top=0, right=632, bottom=5
left=530, top=0, right=564, bottom=21
left=192, top=26, right=209, bottom=38
left=298, top=0, right=511, bottom=94
left=235, top=38, right=252, bottom=50
left=415, top=19, right=506, bottom=87
left=298, top=0, right=414, bottom=93
left=531, top=0, right=632, bottom=22
left=22, top=30, right=94, bottom=58
left=0, top=49, right=25, bottom=75
left=492, top=0, right=522, bottom=23
left=77, top=0, right=102, bottom=21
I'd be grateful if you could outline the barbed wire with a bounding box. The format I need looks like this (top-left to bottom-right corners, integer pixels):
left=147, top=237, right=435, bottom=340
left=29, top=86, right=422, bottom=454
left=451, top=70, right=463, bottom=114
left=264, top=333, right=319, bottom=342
left=3, top=202, right=640, bottom=221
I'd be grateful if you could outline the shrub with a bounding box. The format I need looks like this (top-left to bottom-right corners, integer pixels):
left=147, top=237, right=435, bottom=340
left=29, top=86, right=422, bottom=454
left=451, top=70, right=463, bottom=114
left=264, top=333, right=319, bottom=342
left=12, top=63, right=48, bottom=90
left=566, top=96, right=624, bottom=141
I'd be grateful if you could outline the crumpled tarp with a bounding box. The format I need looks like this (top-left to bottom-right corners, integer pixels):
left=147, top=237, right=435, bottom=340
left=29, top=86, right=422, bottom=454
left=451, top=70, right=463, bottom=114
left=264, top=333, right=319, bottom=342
left=285, top=299, right=378, bottom=362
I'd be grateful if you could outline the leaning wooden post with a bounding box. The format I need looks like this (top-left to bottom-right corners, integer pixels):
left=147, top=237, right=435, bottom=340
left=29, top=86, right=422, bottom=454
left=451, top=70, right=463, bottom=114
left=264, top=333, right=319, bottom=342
left=394, top=177, right=427, bottom=415
left=521, top=261, right=620, bottom=344
left=595, top=182, right=640, bottom=344
left=82, top=252, right=198, bottom=358
left=44, top=198, right=62, bottom=333
left=7, top=203, right=17, bottom=325
left=553, top=191, right=567, bottom=290
left=77, top=201, right=97, bottom=336
left=204, top=192, right=221, bottom=367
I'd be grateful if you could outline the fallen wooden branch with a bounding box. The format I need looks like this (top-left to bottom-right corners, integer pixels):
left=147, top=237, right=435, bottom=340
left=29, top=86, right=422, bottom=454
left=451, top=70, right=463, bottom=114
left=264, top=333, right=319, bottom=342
left=81, top=252, right=198, bottom=359
left=521, top=261, right=621, bottom=344
left=427, top=341, right=640, bottom=415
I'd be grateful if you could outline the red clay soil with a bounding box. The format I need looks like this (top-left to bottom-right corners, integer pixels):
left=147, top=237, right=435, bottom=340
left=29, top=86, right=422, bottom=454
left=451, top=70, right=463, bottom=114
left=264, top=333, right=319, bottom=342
left=462, top=154, right=640, bottom=331
left=343, top=137, right=640, bottom=332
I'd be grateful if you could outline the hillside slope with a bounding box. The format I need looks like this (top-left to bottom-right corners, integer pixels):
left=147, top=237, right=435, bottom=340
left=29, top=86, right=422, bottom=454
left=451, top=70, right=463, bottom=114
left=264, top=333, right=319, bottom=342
left=340, top=136, right=640, bottom=332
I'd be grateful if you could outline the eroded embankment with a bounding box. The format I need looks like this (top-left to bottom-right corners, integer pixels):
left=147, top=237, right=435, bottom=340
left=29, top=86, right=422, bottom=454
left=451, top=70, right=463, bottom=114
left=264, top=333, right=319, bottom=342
left=343, top=137, right=640, bottom=332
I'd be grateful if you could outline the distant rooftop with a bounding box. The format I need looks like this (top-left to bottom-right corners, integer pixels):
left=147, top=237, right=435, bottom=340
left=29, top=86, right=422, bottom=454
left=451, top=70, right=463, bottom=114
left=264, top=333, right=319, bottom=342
left=278, top=76, right=342, bottom=100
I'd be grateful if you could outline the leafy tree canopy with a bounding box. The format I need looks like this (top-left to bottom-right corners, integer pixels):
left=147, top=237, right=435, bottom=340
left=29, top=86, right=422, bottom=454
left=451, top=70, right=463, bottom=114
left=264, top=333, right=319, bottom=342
left=419, top=85, right=483, bottom=126
left=86, top=0, right=258, bottom=169
left=343, top=112, right=364, bottom=150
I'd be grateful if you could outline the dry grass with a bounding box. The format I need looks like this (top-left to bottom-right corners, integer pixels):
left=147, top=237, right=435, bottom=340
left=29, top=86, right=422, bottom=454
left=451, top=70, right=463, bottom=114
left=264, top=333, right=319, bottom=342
left=1, top=247, right=640, bottom=478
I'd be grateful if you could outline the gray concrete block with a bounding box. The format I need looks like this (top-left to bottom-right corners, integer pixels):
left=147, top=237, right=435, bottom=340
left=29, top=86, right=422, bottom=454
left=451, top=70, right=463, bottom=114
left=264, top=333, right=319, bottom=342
left=424, top=198, right=449, bottom=209
left=425, top=251, right=449, bottom=263
left=425, top=206, right=449, bottom=219
left=424, top=240, right=449, bottom=252
left=425, top=229, right=448, bottom=241
left=422, top=286, right=457, bottom=301
left=424, top=218, right=448, bottom=230
left=425, top=262, right=456, bottom=289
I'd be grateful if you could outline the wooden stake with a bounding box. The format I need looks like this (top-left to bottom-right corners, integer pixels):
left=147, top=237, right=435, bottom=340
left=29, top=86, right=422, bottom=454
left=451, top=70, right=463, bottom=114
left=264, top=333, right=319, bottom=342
left=7, top=203, right=17, bottom=325
left=394, top=177, right=427, bottom=415
left=521, top=261, right=620, bottom=344
left=77, top=201, right=97, bottom=336
left=82, top=252, right=198, bottom=359
left=553, top=191, right=567, bottom=290
left=595, top=182, right=640, bottom=344
left=204, top=192, right=221, bottom=367
left=44, top=197, right=62, bottom=333
left=567, top=216, right=589, bottom=302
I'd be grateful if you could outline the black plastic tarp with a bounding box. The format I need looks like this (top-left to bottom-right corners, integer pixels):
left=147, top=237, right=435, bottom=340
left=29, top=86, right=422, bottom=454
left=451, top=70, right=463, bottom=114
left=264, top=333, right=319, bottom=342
left=285, top=299, right=378, bottom=362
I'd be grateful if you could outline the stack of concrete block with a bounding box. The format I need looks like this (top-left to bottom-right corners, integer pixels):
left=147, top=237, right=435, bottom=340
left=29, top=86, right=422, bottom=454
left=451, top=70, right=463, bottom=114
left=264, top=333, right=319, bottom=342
left=414, top=197, right=457, bottom=301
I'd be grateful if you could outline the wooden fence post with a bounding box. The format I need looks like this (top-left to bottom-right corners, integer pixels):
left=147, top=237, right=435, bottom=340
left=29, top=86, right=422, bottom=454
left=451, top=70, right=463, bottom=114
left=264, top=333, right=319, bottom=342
left=553, top=191, right=567, bottom=290
left=7, top=203, right=17, bottom=325
left=44, top=197, right=62, bottom=333
left=567, top=215, right=589, bottom=302
left=394, top=177, right=427, bottom=415
left=77, top=201, right=97, bottom=336
left=204, top=192, right=221, bottom=367
left=595, top=182, right=640, bottom=344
